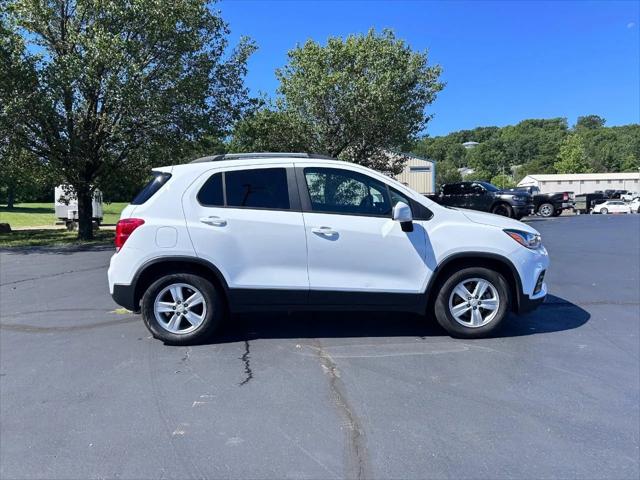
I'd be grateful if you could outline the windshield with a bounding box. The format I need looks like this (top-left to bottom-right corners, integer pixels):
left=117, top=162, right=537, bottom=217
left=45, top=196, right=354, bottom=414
left=478, top=181, right=500, bottom=192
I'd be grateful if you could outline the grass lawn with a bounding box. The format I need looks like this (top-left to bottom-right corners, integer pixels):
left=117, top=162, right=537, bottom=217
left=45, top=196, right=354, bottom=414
left=0, top=229, right=115, bottom=248
left=0, top=202, right=128, bottom=228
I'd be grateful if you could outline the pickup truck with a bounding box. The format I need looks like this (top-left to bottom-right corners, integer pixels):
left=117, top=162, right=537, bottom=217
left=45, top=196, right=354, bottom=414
left=508, top=186, right=575, bottom=217
left=430, top=181, right=533, bottom=220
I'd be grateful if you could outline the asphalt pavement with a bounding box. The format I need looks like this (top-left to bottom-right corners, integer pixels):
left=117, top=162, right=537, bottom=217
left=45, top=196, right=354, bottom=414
left=1, top=214, right=638, bottom=479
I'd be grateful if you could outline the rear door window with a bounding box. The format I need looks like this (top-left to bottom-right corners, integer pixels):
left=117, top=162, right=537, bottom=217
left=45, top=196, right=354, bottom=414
left=443, top=184, right=463, bottom=195
left=131, top=172, right=172, bottom=205
left=225, top=168, right=290, bottom=210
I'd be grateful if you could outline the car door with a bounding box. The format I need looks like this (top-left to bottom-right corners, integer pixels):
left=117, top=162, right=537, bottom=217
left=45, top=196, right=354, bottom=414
left=441, top=183, right=463, bottom=206
left=183, top=164, right=309, bottom=300
left=297, top=165, right=432, bottom=304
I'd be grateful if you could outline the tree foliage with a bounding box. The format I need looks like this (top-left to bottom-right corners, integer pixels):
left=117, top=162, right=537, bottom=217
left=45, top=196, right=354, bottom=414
left=2, top=0, right=254, bottom=238
left=413, top=116, right=639, bottom=184
left=232, top=29, right=443, bottom=175
left=554, top=134, right=592, bottom=174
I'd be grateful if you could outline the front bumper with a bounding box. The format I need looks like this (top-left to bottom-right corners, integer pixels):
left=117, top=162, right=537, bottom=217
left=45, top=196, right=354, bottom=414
left=513, top=204, right=534, bottom=216
left=517, top=292, right=546, bottom=314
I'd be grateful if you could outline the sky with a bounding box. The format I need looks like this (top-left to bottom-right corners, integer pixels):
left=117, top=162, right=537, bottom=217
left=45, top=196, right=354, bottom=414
left=217, top=0, right=640, bottom=137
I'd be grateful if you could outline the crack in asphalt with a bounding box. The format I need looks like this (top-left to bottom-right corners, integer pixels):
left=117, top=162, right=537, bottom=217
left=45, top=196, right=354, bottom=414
left=238, top=340, right=253, bottom=386
left=0, top=265, right=106, bottom=287
left=147, top=342, right=205, bottom=480
left=0, top=316, right=138, bottom=332
left=312, top=339, right=371, bottom=480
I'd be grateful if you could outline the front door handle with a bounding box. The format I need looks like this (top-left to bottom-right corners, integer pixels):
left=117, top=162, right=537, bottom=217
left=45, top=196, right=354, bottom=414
left=200, top=216, right=227, bottom=227
left=311, top=226, right=338, bottom=236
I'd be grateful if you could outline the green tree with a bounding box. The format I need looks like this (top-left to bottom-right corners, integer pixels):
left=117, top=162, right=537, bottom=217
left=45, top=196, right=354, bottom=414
left=0, top=148, right=51, bottom=207
left=554, top=134, right=593, bottom=174
left=3, top=0, right=254, bottom=239
left=490, top=173, right=516, bottom=189
left=275, top=29, right=443, bottom=174
left=229, top=107, right=312, bottom=154
left=434, top=160, right=461, bottom=189
left=576, top=114, right=606, bottom=130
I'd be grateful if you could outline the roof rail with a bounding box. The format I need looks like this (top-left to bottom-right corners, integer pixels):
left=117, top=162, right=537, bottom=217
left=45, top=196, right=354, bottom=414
left=190, top=152, right=335, bottom=163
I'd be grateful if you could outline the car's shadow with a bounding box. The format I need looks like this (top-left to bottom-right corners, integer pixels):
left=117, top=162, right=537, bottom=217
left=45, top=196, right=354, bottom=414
left=192, top=294, right=589, bottom=345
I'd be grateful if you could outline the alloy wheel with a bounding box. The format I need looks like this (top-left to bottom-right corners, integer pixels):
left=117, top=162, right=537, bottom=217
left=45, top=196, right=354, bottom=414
left=153, top=283, right=207, bottom=334
left=539, top=204, right=553, bottom=217
left=448, top=277, right=500, bottom=328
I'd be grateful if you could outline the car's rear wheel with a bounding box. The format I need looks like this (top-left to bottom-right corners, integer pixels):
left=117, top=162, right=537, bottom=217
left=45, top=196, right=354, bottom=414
left=434, top=267, right=510, bottom=338
left=601, top=208, right=608, bottom=215
left=491, top=203, right=513, bottom=218
left=141, top=273, right=225, bottom=345
left=538, top=203, right=554, bottom=217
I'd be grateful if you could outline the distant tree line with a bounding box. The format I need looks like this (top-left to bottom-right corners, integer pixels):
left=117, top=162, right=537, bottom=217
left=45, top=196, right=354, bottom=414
left=412, top=115, right=640, bottom=189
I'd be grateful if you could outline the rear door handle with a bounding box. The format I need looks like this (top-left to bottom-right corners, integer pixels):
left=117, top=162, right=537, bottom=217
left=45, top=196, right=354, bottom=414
left=311, top=226, right=338, bottom=236
left=200, top=216, right=227, bottom=227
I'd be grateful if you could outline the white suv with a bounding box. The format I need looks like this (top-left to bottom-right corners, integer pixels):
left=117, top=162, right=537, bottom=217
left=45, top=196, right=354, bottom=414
left=108, top=153, right=548, bottom=344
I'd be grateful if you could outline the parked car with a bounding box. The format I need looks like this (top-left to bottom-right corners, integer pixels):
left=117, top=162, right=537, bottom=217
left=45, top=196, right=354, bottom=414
left=508, top=186, right=574, bottom=217
left=590, top=200, right=632, bottom=215
left=621, top=191, right=640, bottom=202
left=629, top=197, right=640, bottom=213
left=108, top=153, right=548, bottom=344
left=604, top=189, right=628, bottom=199
left=432, top=181, right=533, bottom=219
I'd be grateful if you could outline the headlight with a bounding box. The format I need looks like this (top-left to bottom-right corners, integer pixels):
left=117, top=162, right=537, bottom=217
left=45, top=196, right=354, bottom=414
left=504, top=229, right=541, bottom=249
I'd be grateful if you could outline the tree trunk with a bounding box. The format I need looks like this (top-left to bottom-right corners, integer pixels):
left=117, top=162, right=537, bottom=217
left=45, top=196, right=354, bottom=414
left=76, top=188, right=94, bottom=240
left=7, top=184, right=15, bottom=209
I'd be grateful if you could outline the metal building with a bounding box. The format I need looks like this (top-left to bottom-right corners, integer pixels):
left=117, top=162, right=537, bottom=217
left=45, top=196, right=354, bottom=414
left=517, top=172, right=640, bottom=195
left=393, top=153, right=436, bottom=195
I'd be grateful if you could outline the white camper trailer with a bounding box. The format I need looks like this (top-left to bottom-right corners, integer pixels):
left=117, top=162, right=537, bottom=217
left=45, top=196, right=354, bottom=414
left=54, top=186, right=104, bottom=230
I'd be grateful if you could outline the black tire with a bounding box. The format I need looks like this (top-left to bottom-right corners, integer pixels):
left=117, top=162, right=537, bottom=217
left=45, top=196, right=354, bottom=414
left=552, top=209, right=562, bottom=217
left=491, top=203, right=514, bottom=218
left=538, top=203, right=554, bottom=217
left=434, top=267, right=510, bottom=338
left=600, top=208, right=608, bottom=215
left=141, top=273, right=225, bottom=345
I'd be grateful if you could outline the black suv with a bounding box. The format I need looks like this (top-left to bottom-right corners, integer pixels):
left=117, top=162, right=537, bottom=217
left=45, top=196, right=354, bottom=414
left=434, top=181, right=533, bottom=219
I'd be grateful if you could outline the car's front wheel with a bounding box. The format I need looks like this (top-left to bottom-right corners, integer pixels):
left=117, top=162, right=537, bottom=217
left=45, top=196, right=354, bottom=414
left=434, top=267, right=510, bottom=338
left=491, top=203, right=513, bottom=218
left=141, top=273, right=225, bottom=345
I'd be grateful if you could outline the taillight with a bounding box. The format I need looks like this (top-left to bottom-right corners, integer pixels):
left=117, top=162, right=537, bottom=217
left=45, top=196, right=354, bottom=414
left=115, top=218, right=145, bottom=250
left=563, top=192, right=568, bottom=201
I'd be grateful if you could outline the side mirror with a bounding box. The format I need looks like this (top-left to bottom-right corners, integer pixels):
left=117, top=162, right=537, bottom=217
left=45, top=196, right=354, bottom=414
left=392, top=201, right=413, bottom=232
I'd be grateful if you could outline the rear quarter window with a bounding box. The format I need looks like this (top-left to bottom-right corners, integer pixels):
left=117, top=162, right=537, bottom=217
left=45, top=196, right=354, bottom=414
left=131, top=172, right=172, bottom=205
left=197, top=173, right=224, bottom=206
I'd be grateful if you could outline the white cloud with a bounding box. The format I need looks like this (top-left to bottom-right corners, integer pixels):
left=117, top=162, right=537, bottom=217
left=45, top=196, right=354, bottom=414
left=627, top=22, right=636, bottom=29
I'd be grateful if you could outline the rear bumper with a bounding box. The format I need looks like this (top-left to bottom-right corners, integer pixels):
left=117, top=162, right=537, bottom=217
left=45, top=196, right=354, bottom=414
left=112, top=284, right=139, bottom=313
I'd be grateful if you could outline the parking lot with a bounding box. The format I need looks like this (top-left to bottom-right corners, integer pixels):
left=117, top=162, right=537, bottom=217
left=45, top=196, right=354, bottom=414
left=1, top=214, right=638, bottom=479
